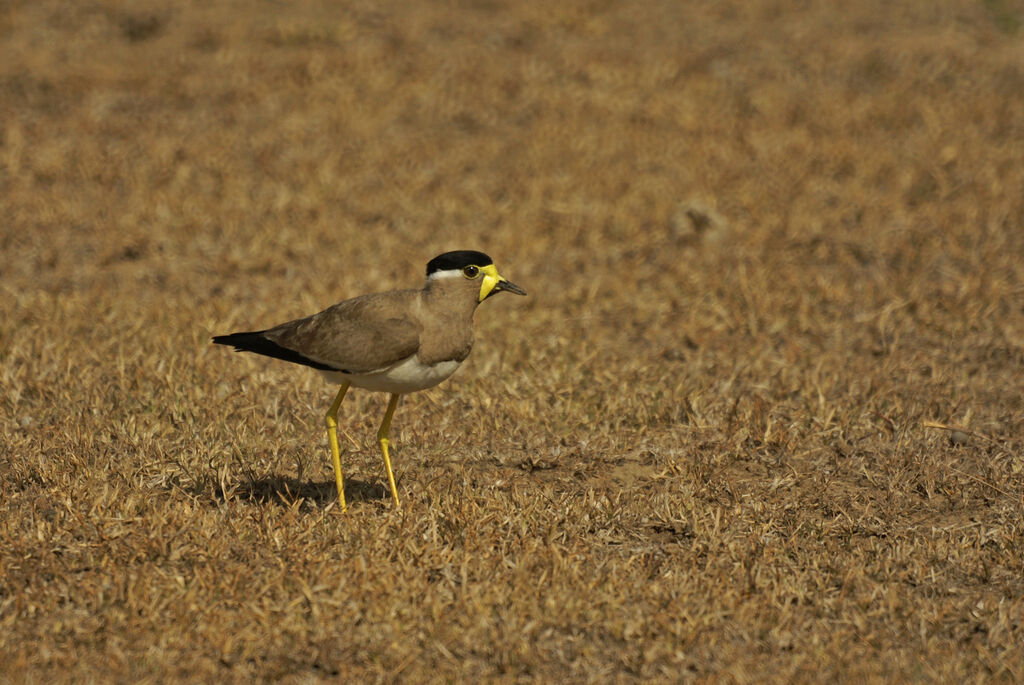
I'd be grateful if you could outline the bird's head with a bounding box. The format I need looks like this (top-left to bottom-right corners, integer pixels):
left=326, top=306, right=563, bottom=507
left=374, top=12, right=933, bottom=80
left=425, top=250, right=527, bottom=303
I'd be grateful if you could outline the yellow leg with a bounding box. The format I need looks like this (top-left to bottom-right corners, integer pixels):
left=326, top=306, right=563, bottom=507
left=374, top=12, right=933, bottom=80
left=324, top=382, right=351, bottom=511
left=377, top=393, right=402, bottom=507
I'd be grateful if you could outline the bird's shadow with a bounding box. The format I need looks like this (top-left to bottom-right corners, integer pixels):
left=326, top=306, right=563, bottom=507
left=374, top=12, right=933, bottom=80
left=215, top=475, right=389, bottom=509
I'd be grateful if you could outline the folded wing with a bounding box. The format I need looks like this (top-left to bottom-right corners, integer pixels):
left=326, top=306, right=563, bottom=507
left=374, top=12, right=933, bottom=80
left=213, top=291, right=422, bottom=374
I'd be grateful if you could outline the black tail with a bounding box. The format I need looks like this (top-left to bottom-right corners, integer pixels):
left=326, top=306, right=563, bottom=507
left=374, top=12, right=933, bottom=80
left=211, top=331, right=337, bottom=371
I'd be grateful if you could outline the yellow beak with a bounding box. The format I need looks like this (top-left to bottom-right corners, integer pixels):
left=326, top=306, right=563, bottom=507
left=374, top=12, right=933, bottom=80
left=478, top=264, right=527, bottom=302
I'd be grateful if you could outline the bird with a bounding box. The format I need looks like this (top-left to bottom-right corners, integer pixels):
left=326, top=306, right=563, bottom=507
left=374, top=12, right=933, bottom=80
left=212, top=250, right=526, bottom=511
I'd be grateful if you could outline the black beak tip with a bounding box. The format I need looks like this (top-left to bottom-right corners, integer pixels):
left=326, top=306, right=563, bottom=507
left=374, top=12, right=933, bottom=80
left=501, top=281, right=527, bottom=296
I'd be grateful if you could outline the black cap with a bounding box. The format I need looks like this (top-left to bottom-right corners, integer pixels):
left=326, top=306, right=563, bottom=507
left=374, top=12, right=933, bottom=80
left=426, top=250, right=493, bottom=276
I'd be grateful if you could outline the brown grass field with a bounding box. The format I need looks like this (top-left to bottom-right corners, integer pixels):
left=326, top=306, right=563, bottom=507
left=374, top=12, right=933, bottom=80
left=2, top=0, right=1024, bottom=681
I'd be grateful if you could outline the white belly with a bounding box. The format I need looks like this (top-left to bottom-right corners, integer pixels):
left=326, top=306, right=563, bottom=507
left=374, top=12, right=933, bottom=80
left=319, top=355, right=462, bottom=394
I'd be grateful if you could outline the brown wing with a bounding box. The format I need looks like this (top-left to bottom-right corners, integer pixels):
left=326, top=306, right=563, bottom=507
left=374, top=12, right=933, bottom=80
left=262, top=290, right=422, bottom=374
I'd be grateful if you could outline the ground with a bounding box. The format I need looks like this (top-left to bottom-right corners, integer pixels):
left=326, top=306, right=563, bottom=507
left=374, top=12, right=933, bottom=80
left=1, top=0, right=1023, bottom=681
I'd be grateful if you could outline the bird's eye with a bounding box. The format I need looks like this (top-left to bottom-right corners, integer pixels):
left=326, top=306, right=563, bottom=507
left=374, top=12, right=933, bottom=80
left=462, top=265, right=480, bottom=279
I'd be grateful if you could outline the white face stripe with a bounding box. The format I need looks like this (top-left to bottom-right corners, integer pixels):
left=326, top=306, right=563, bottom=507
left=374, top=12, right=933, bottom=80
left=426, top=264, right=501, bottom=303
left=426, top=269, right=467, bottom=281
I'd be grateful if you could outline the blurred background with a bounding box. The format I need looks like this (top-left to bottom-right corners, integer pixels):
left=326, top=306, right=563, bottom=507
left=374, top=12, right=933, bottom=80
left=4, top=0, right=1021, bottom=433
left=2, top=0, right=1023, bottom=680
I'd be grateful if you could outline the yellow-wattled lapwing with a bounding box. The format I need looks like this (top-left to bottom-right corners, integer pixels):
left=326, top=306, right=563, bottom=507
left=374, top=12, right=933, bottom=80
left=213, top=250, right=526, bottom=510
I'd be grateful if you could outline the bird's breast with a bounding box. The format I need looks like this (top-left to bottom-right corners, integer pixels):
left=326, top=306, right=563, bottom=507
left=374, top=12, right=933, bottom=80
left=320, top=355, right=462, bottom=394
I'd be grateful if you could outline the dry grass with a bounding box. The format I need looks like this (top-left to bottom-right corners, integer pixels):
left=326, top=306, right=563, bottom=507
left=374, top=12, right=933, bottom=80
left=2, top=0, right=1024, bottom=681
